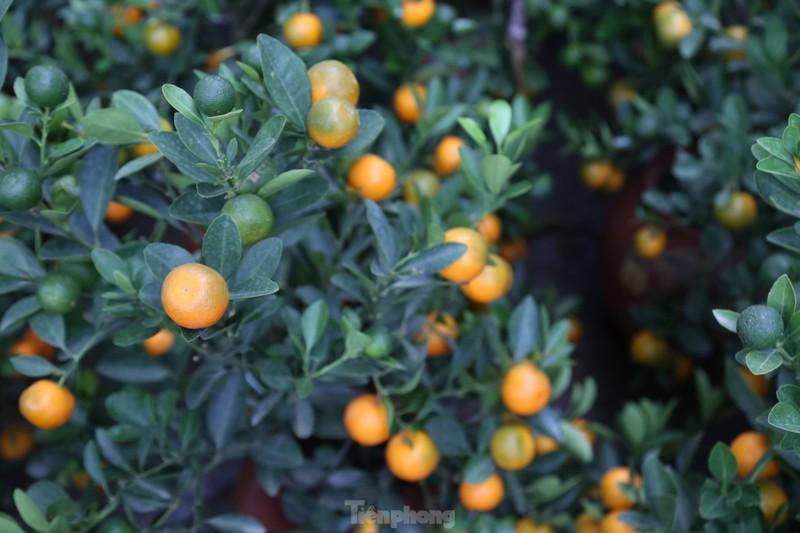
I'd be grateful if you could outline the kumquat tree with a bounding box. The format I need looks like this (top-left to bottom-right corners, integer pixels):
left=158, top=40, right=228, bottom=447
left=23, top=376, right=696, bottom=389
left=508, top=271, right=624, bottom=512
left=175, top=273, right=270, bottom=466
left=1, top=0, right=800, bottom=532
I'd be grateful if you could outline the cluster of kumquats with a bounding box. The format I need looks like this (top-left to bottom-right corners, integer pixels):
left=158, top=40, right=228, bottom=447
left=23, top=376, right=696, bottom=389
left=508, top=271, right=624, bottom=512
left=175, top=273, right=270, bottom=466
left=2, top=1, right=800, bottom=532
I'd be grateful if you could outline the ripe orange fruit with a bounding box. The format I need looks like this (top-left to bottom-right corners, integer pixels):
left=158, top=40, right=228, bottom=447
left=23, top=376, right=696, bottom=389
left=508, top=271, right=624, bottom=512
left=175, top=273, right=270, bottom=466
left=670, top=354, right=693, bottom=384
left=71, top=471, right=91, bottom=490
left=477, top=213, right=502, bottom=245
left=499, top=239, right=528, bottom=262
left=730, top=431, right=778, bottom=480
left=403, top=169, right=439, bottom=204
left=714, top=191, right=757, bottom=230
left=354, top=516, right=379, bottom=533
left=9, top=340, right=50, bottom=361
left=653, top=1, right=692, bottom=47
left=347, top=154, right=397, bottom=202
left=385, top=430, right=440, bottom=482
left=19, top=380, right=75, bottom=430
left=501, top=361, right=551, bottom=416
left=440, top=227, right=489, bottom=283
left=515, top=517, right=556, bottom=533
left=133, top=117, right=172, bottom=157
left=603, top=167, right=626, bottom=193
left=568, top=316, right=583, bottom=344
left=459, top=472, right=504, bottom=512
left=574, top=418, right=597, bottom=446
left=111, top=6, right=144, bottom=38
left=307, top=96, right=360, bottom=149
left=575, top=512, right=601, bottom=533
left=394, top=83, right=426, bottom=124
left=433, top=136, right=465, bottom=176
left=143, top=20, right=181, bottom=56
left=629, top=330, right=668, bottom=367
left=600, top=510, right=635, bottom=533
left=461, top=254, right=513, bottom=303
left=205, top=47, right=235, bottom=72
left=105, top=201, right=133, bottom=224
left=580, top=160, right=613, bottom=189
left=161, top=263, right=229, bottom=330
left=758, top=481, right=788, bottom=526
left=533, top=433, right=559, bottom=454
left=343, top=394, right=390, bottom=446
left=423, top=311, right=458, bottom=357
left=283, top=12, right=324, bottom=49
left=608, top=80, right=636, bottom=110
left=0, top=426, right=34, bottom=461
left=143, top=328, right=175, bottom=357
left=740, top=367, right=769, bottom=396
left=600, top=466, right=641, bottom=510
left=634, top=226, right=667, bottom=260
left=401, top=0, right=436, bottom=27
left=490, top=424, right=535, bottom=471
left=308, top=60, right=359, bottom=106
left=722, top=25, right=748, bottom=61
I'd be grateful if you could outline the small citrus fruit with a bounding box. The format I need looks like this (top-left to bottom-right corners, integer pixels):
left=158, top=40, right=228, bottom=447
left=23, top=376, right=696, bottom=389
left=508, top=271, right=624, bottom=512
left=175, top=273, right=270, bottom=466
left=736, top=305, right=783, bottom=350
left=385, top=430, right=440, bottom=482
left=143, top=329, right=175, bottom=357
left=459, top=472, right=504, bottom=512
left=19, top=380, right=75, bottom=429
left=461, top=254, right=513, bottom=303
left=307, top=96, right=359, bottom=149
left=308, top=60, right=359, bottom=106
left=144, top=21, right=181, bottom=56
left=105, top=201, right=133, bottom=224
left=0, top=426, right=34, bottom=461
left=161, top=263, right=229, bottom=329
left=730, top=431, right=778, bottom=480
left=37, top=273, right=80, bottom=315
left=634, top=226, right=667, bottom=260
left=423, top=311, right=458, bottom=357
left=347, top=154, right=397, bottom=202
left=403, top=169, right=440, bottom=204
left=394, top=83, right=426, bottom=124
left=758, top=481, right=788, bottom=526
left=433, top=136, right=465, bottom=176
left=600, top=466, right=641, bottom=510
left=283, top=13, right=324, bottom=49
left=714, top=191, right=757, bottom=230
left=490, top=424, right=535, bottom=471
left=629, top=330, right=668, bottom=367
left=193, top=75, right=236, bottom=117
left=440, top=227, right=489, bottom=283
left=0, top=168, right=41, bottom=211
left=600, top=510, right=635, bottom=533
left=401, top=0, right=436, bottom=27
left=24, top=65, right=70, bottom=108
left=343, top=394, right=390, bottom=446
left=221, top=194, right=275, bottom=246
left=501, top=361, right=551, bottom=416
left=477, top=214, right=502, bottom=245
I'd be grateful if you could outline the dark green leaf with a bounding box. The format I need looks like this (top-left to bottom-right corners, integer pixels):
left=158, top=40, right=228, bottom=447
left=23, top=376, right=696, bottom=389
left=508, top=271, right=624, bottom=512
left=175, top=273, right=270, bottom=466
left=257, top=34, right=312, bottom=130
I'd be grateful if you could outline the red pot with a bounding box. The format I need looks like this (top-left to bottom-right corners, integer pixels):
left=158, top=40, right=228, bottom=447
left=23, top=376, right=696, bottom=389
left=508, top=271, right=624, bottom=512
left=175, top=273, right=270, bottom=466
left=232, top=459, right=296, bottom=532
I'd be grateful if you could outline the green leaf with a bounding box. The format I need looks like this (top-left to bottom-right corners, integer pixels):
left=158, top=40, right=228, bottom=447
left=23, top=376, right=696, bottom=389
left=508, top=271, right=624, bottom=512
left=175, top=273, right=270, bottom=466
left=206, top=372, right=245, bottom=449
left=0, top=122, right=34, bottom=138
left=91, top=249, right=131, bottom=287
left=234, top=238, right=282, bottom=284
left=0, top=515, right=24, bottom=533
left=162, top=84, right=203, bottom=125
left=150, top=131, right=218, bottom=184
left=79, top=145, right=118, bottom=234
left=396, top=242, right=466, bottom=276
left=95, top=428, right=131, bottom=472
left=269, top=176, right=328, bottom=217
left=481, top=154, right=519, bottom=195
left=79, top=108, right=145, bottom=144
left=175, top=114, right=217, bottom=164
left=0, top=238, right=44, bottom=279
left=488, top=100, right=512, bottom=148
left=768, top=274, right=796, bottom=325
left=559, top=420, right=593, bottom=462
left=768, top=402, right=800, bottom=433
left=424, top=415, right=470, bottom=457
left=207, top=514, right=265, bottom=533
left=10, top=356, right=58, bottom=378
left=257, top=34, right=312, bottom=130
left=252, top=433, right=304, bottom=468
left=257, top=169, right=315, bottom=198
left=13, top=490, right=48, bottom=532
left=202, top=215, right=242, bottom=280
left=144, top=243, right=195, bottom=282
left=458, top=117, right=490, bottom=153
left=301, top=300, right=329, bottom=353
left=111, top=90, right=161, bottom=131
left=462, top=454, right=495, bottom=484
left=365, top=200, right=398, bottom=270
left=508, top=296, right=540, bottom=359
left=0, top=296, right=40, bottom=332
left=745, top=349, right=782, bottom=375
left=83, top=441, right=108, bottom=491
left=326, top=110, right=384, bottom=158
left=708, top=442, right=737, bottom=486
left=114, top=153, right=162, bottom=181
left=30, top=313, right=65, bottom=350
left=712, top=309, right=739, bottom=334
left=168, top=190, right=225, bottom=225
left=237, top=115, right=285, bottom=176
left=228, top=277, right=279, bottom=300
left=96, top=354, right=170, bottom=383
